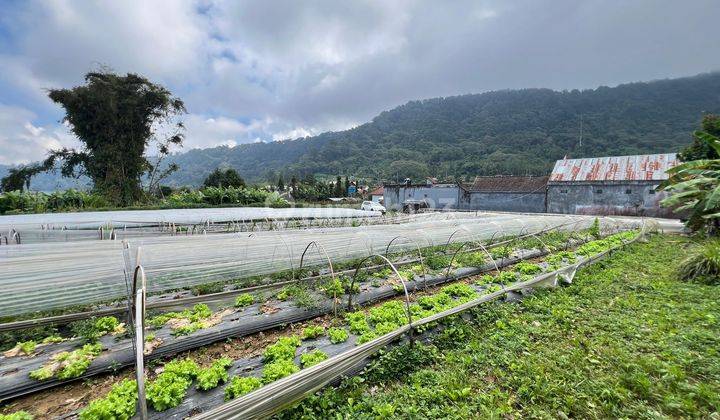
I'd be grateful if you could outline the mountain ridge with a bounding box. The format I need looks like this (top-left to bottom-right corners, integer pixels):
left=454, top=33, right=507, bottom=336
left=3, top=72, right=720, bottom=190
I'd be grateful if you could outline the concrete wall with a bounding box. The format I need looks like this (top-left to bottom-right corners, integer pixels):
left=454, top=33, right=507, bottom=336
left=547, top=181, right=676, bottom=218
left=383, top=185, right=459, bottom=211
left=459, top=190, right=546, bottom=213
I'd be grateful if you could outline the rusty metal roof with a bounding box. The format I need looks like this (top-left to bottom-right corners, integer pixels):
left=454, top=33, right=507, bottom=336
left=549, top=153, right=678, bottom=182
left=463, top=176, right=549, bottom=193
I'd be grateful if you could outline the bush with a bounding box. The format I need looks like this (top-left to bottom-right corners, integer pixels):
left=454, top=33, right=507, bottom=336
left=196, top=358, right=234, bottom=391
left=234, top=293, right=255, bottom=308
left=225, top=376, right=262, bottom=400
left=146, top=359, right=199, bottom=411
left=263, top=336, right=301, bottom=362
left=678, top=240, right=720, bottom=285
left=424, top=255, right=451, bottom=270
left=301, top=325, right=325, bottom=340
left=327, top=327, right=349, bottom=344
left=262, top=359, right=299, bottom=383
left=490, top=246, right=512, bottom=259
left=300, top=350, right=328, bottom=368
left=79, top=379, right=137, bottom=420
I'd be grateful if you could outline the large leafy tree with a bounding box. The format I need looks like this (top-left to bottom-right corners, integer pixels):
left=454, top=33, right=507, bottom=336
left=43, top=71, right=185, bottom=206
left=0, top=163, right=46, bottom=192
left=660, top=127, right=720, bottom=233
left=678, top=114, right=720, bottom=161
left=203, top=168, right=246, bottom=188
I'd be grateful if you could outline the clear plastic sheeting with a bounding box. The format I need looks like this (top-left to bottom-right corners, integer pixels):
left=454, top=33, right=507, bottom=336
left=0, top=213, right=639, bottom=317
left=0, top=208, right=481, bottom=244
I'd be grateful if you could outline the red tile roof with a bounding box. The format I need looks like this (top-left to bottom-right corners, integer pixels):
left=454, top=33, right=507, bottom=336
left=369, top=186, right=384, bottom=196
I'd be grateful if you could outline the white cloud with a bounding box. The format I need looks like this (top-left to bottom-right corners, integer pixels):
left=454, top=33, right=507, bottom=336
left=1, top=0, right=720, bottom=165
left=0, top=104, right=78, bottom=165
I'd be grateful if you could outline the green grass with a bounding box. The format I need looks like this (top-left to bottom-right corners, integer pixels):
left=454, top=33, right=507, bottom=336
left=277, top=235, right=720, bottom=419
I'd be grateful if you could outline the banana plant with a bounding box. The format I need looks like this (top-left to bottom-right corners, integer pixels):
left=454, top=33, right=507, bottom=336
left=659, top=131, right=720, bottom=232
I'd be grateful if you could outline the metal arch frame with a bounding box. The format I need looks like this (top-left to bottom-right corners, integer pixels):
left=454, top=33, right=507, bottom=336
left=444, top=239, right=501, bottom=279
left=297, top=240, right=338, bottom=312
left=12, top=230, right=21, bottom=245
left=486, top=220, right=506, bottom=244
left=269, top=231, right=296, bottom=279
left=347, top=254, right=413, bottom=330
left=383, top=235, right=428, bottom=289
left=443, top=225, right=481, bottom=253
left=131, top=264, right=148, bottom=420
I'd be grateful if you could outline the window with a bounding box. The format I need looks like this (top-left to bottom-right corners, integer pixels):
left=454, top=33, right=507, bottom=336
left=625, top=189, right=632, bottom=194
left=595, top=189, right=603, bottom=194
left=560, top=189, right=568, bottom=194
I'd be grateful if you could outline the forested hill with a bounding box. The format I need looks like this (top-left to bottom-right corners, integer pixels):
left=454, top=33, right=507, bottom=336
left=163, top=72, right=720, bottom=185
left=5, top=72, right=720, bottom=190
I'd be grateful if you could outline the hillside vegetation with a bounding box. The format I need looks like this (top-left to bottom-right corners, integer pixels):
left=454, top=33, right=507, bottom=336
left=4, top=72, right=720, bottom=189
left=164, top=72, right=720, bottom=185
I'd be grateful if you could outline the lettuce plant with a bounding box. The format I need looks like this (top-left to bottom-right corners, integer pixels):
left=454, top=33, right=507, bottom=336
left=224, top=376, right=262, bottom=400
left=300, top=350, right=328, bottom=368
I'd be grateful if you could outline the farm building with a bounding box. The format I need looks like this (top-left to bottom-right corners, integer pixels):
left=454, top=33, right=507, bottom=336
left=382, top=182, right=460, bottom=211
left=368, top=186, right=384, bottom=203
left=383, top=176, right=548, bottom=213
left=458, top=176, right=548, bottom=213
left=546, top=153, right=678, bottom=218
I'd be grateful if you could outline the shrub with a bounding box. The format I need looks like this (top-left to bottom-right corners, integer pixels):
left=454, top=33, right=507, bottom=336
left=490, top=246, right=512, bottom=259
left=56, top=343, right=103, bottom=380
left=31, top=343, right=103, bottom=381
left=678, top=240, right=720, bottom=285
left=79, top=379, right=137, bottom=420
left=515, top=261, right=542, bottom=275
left=234, top=293, right=255, bottom=308
left=196, top=358, right=234, bottom=391
left=263, top=336, right=301, bottom=362
left=424, top=255, right=451, bottom=270
left=300, top=350, right=328, bottom=368
left=17, top=341, right=36, bottom=355
left=301, top=325, right=325, bottom=340
left=225, top=376, right=262, bottom=400
left=262, top=359, right=299, bottom=383
left=146, top=359, right=199, bottom=411
left=455, top=251, right=486, bottom=267
left=320, top=278, right=344, bottom=298
left=496, top=271, right=519, bottom=284
left=346, top=311, right=371, bottom=334
left=441, top=283, right=476, bottom=299
left=327, top=327, right=349, bottom=344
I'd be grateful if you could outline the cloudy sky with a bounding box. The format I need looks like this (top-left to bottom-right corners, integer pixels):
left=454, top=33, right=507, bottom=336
left=1, top=0, right=719, bottom=165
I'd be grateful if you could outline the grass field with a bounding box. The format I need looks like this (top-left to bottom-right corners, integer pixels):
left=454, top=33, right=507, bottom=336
left=278, top=235, right=720, bottom=419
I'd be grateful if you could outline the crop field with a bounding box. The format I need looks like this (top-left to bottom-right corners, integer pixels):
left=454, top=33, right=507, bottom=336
left=277, top=235, right=720, bottom=418
left=0, top=213, right=694, bottom=419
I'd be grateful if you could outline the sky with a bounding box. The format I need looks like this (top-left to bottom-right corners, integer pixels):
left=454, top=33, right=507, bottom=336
left=1, top=0, right=719, bottom=165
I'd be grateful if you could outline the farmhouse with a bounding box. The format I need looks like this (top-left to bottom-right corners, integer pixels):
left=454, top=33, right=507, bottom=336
left=546, top=153, right=678, bottom=218
left=383, top=152, right=679, bottom=217
left=458, top=176, right=548, bottom=213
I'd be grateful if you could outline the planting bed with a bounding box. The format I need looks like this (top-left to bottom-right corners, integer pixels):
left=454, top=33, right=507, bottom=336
left=0, top=229, right=640, bottom=419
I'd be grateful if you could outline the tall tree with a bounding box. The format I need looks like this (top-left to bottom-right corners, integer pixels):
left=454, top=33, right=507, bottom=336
left=43, top=71, right=185, bottom=206
left=203, top=168, right=245, bottom=188
left=334, top=176, right=343, bottom=197
left=277, top=174, right=285, bottom=191
left=0, top=163, right=47, bottom=192
left=679, top=114, right=720, bottom=161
